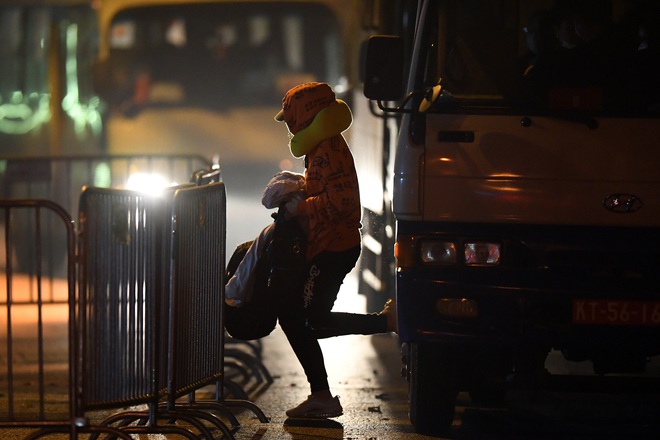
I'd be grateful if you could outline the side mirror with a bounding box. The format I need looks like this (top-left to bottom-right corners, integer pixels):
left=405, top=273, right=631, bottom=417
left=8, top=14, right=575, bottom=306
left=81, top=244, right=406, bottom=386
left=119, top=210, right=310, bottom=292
left=363, top=35, right=404, bottom=101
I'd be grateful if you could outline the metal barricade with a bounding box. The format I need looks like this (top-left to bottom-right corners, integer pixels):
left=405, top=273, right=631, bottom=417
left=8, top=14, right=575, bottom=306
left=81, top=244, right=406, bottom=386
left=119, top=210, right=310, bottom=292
left=0, top=199, right=131, bottom=439
left=77, top=187, right=168, bottom=409
left=76, top=183, right=257, bottom=439
left=0, top=163, right=268, bottom=439
left=168, top=184, right=227, bottom=398
left=165, top=184, right=268, bottom=426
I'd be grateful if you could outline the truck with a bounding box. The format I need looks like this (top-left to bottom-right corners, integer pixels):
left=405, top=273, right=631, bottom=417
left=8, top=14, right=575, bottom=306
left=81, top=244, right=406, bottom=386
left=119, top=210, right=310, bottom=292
left=356, top=0, right=660, bottom=435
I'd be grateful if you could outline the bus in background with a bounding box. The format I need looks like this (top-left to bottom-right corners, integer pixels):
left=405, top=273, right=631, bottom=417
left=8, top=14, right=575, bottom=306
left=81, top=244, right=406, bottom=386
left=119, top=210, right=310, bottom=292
left=92, top=0, right=359, bottom=178
left=0, top=0, right=103, bottom=156
left=358, top=0, right=660, bottom=435
left=1, top=0, right=361, bottom=180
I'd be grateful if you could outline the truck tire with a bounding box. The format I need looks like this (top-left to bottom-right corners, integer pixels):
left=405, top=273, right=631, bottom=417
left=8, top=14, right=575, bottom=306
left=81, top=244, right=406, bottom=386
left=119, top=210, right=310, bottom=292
left=408, top=343, right=457, bottom=435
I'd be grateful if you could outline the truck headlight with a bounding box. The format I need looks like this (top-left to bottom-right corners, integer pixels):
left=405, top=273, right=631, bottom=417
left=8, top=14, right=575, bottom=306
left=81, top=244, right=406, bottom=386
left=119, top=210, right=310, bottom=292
left=464, top=242, right=501, bottom=266
left=420, top=240, right=457, bottom=265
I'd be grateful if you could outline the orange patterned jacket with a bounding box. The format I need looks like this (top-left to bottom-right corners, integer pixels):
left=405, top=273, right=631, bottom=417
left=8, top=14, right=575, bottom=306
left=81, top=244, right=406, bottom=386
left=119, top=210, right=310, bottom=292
left=298, top=134, right=361, bottom=260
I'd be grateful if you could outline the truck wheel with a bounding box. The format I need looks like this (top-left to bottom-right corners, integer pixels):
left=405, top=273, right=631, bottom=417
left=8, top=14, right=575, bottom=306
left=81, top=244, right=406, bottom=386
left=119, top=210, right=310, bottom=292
left=408, top=343, right=457, bottom=435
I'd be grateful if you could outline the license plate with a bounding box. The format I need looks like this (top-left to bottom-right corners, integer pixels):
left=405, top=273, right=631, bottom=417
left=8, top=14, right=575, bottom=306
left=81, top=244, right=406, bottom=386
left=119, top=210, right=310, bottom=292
left=572, top=300, right=660, bottom=326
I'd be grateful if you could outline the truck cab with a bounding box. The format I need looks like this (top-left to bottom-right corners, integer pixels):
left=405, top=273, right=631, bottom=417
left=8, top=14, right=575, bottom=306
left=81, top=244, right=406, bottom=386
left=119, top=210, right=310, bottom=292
left=359, top=0, right=660, bottom=435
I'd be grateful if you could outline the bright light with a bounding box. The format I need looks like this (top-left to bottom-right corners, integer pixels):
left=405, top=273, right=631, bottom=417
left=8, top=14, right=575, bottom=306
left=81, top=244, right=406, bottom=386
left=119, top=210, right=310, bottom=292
left=126, top=173, right=172, bottom=195
left=464, top=242, right=501, bottom=266
left=420, top=240, right=457, bottom=265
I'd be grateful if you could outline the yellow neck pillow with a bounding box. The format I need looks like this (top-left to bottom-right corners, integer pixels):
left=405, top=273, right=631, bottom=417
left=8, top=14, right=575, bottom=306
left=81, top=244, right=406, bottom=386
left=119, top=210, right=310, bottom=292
left=289, top=100, right=353, bottom=158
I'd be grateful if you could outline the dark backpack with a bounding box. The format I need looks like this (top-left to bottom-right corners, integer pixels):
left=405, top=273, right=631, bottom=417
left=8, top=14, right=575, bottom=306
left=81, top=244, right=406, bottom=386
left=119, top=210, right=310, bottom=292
left=224, top=206, right=306, bottom=340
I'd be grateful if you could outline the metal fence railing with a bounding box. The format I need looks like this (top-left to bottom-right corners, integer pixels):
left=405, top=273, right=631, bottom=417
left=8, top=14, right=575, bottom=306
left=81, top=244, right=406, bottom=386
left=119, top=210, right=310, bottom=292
left=76, top=184, right=233, bottom=438
left=0, top=199, right=132, bottom=439
left=0, top=157, right=269, bottom=439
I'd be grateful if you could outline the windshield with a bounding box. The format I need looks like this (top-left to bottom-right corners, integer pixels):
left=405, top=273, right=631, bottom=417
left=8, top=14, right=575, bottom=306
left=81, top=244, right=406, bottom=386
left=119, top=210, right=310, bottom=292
left=425, top=0, right=660, bottom=117
left=103, top=2, right=344, bottom=111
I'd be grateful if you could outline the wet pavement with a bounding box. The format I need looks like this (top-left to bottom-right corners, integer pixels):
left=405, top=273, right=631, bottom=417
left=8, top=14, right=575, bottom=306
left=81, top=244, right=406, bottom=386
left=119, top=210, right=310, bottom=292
left=0, top=271, right=436, bottom=440
left=4, top=269, right=660, bottom=439
left=213, top=271, right=431, bottom=439
left=222, top=328, right=416, bottom=439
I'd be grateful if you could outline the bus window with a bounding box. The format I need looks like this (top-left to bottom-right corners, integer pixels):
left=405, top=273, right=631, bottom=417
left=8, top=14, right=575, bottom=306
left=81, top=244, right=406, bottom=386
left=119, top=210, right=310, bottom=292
left=100, top=2, right=345, bottom=114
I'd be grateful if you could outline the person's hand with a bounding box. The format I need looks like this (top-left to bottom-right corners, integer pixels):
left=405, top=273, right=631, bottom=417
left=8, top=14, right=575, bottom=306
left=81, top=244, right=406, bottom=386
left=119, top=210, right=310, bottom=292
left=284, top=198, right=300, bottom=219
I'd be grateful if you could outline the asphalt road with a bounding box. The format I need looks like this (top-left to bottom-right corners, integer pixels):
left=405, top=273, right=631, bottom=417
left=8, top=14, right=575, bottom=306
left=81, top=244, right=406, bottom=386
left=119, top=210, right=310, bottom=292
left=3, top=272, right=660, bottom=439
left=199, top=278, right=660, bottom=440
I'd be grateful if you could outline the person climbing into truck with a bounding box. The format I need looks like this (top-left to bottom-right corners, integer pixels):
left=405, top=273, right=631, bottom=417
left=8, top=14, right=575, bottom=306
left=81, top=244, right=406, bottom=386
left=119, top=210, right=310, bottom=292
left=273, top=82, right=396, bottom=419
